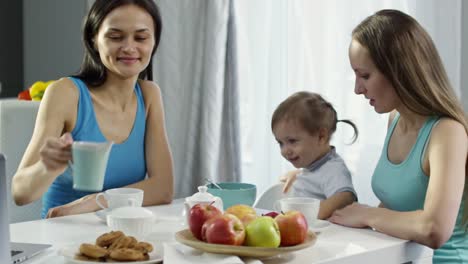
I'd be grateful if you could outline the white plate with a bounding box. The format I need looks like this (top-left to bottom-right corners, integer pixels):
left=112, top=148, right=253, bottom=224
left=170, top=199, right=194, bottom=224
left=309, top=219, right=331, bottom=231
left=59, top=243, right=163, bottom=264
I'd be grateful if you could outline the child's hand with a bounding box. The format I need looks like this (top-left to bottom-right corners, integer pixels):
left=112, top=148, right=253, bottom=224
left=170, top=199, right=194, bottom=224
left=279, top=169, right=302, bottom=193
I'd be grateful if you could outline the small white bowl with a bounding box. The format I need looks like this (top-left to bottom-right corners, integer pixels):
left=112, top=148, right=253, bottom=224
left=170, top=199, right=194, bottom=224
left=106, top=207, right=155, bottom=238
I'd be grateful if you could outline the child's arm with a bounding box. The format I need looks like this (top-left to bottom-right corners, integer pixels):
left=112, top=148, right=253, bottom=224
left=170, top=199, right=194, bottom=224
left=279, top=169, right=302, bottom=193
left=318, top=191, right=356, bottom=219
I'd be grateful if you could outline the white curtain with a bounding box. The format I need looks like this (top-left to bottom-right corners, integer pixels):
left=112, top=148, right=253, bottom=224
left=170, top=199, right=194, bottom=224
left=235, top=0, right=461, bottom=205
left=153, top=0, right=241, bottom=198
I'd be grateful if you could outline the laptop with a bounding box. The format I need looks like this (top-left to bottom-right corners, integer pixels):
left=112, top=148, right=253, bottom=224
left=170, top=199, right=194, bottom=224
left=0, top=154, right=51, bottom=263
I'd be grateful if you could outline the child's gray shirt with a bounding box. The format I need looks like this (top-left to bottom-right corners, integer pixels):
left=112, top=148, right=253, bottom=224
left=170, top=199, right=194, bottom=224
left=291, top=146, right=357, bottom=200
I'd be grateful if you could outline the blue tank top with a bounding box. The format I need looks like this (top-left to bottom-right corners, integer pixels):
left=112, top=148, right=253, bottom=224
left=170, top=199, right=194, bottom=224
left=41, top=77, right=147, bottom=217
left=372, top=113, right=468, bottom=263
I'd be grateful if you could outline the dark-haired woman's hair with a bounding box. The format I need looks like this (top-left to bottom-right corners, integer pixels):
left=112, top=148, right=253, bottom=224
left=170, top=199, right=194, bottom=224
left=353, top=9, right=468, bottom=228
left=271, top=91, right=358, bottom=144
left=73, top=0, right=162, bottom=86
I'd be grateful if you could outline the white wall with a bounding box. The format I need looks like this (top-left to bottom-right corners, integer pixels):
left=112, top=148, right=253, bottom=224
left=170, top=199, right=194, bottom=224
left=23, top=0, right=87, bottom=87
left=462, top=1, right=468, bottom=111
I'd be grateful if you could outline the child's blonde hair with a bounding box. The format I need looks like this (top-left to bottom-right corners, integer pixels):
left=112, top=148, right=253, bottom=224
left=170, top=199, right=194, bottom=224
left=272, top=91, right=358, bottom=143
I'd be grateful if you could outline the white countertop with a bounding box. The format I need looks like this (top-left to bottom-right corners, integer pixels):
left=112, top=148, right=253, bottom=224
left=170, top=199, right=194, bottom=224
left=10, top=199, right=432, bottom=264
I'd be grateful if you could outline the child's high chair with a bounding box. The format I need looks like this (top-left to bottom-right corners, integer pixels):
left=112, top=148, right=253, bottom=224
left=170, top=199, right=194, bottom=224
left=253, top=183, right=289, bottom=210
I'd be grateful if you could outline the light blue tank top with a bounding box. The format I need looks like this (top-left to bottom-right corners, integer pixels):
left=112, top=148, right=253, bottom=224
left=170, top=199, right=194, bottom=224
left=372, top=113, right=467, bottom=263
left=41, top=77, right=147, bottom=217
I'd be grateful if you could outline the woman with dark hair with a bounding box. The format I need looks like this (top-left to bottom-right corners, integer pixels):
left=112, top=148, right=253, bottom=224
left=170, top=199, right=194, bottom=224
left=329, top=9, right=467, bottom=263
left=11, top=0, right=174, bottom=218
left=76, top=0, right=162, bottom=86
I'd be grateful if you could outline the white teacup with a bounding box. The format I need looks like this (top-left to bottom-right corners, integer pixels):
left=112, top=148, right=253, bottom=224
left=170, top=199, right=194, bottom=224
left=107, top=206, right=154, bottom=238
left=274, top=197, right=320, bottom=226
left=96, top=188, right=143, bottom=210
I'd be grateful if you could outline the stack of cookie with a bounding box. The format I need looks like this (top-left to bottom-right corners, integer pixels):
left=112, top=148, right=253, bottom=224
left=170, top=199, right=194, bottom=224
left=76, top=231, right=154, bottom=262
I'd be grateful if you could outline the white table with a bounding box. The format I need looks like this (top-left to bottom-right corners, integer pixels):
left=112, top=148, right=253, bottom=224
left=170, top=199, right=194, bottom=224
left=10, top=199, right=432, bottom=264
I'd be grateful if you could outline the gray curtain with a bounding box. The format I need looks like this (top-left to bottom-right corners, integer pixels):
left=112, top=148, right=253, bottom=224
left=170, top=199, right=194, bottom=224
left=153, top=0, right=241, bottom=199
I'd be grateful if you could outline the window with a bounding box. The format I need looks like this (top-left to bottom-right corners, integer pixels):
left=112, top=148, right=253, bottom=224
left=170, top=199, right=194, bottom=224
left=235, top=0, right=461, bottom=205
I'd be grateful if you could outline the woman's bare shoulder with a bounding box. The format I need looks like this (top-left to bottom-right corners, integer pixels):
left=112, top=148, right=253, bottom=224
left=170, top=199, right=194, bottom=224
left=39, top=77, right=79, bottom=123
left=45, top=77, right=79, bottom=100
left=138, top=80, right=162, bottom=107
left=431, top=117, right=467, bottom=140
left=138, top=80, right=161, bottom=95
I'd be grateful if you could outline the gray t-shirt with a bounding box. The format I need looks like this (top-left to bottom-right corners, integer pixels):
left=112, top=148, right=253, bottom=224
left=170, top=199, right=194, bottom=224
left=291, top=146, right=357, bottom=200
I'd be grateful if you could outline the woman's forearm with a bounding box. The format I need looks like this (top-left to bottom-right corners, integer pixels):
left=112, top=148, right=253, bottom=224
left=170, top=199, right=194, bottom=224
left=365, top=207, right=449, bottom=249
left=12, top=161, right=59, bottom=205
left=126, top=176, right=173, bottom=206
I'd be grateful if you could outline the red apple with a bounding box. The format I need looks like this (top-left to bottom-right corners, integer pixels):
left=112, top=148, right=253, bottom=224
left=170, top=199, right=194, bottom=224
left=262, top=211, right=279, bottom=218
left=188, top=203, right=222, bottom=240
left=201, top=213, right=245, bottom=245
left=275, top=210, right=308, bottom=246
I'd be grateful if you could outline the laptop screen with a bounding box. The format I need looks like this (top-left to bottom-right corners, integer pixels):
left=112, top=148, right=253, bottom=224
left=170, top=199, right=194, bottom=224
left=0, top=154, right=51, bottom=264
left=0, top=153, right=12, bottom=263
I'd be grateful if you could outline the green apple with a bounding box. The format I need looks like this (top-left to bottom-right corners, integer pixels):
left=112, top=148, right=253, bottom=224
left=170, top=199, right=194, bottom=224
left=244, top=216, right=281, bottom=247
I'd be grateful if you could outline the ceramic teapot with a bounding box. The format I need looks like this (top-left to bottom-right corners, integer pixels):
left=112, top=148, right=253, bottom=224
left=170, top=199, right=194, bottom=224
left=183, top=186, right=223, bottom=224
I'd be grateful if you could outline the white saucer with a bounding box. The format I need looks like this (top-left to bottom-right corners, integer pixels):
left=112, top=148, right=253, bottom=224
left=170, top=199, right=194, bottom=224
left=309, top=219, right=331, bottom=231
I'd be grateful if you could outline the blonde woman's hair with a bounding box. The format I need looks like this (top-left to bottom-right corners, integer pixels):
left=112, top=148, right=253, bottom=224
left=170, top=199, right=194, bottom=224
left=271, top=91, right=358, bottom=144
left=353, top=9, right=468, bottom=227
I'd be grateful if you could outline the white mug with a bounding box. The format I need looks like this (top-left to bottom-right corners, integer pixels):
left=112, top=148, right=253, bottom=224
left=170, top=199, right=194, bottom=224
left=96, top=188, right=143, bottom=210
left=71, top=141, right=113, bottom=192
left=274, top=197, right=320, bottom=226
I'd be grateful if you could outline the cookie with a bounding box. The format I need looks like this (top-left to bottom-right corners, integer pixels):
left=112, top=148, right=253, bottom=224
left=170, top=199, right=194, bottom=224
left=74, top=253, right=107, bottom=262
left=133, top=241, right=153, bottom=254
left=108, top=235, right=134, bottom=250
left=95, top=231, right=124, bottom=247
left=109, top=248, right=145, bottom=261
left=79, top=243, right=108, bottom=259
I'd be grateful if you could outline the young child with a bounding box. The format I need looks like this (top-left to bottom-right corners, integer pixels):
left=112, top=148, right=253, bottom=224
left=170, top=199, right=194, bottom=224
left=272, top=91, right=358, bottom=219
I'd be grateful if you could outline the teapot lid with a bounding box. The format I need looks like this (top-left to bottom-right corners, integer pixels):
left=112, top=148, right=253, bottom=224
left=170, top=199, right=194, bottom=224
left=186, top=186, right=217, bottom=203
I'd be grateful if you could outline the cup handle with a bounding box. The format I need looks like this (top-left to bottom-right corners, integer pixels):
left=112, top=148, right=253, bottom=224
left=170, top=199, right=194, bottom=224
left=68, top=160, right=74, bottom=171
left=127, top=198, right=138, bottom=207
left=96, top=193, right=107, bottom=210
left=273, top=200, right=281, bottom=212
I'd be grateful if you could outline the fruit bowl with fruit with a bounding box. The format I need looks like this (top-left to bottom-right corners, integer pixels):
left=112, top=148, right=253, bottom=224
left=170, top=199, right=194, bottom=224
left=175, top=229, right=316, bottom=258
left=177, top=203, right=317, bottom=258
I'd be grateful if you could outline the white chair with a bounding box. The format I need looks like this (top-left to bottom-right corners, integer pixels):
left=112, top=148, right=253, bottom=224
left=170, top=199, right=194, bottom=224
left=253, top=183, right=289, bottom=210
left=0, top=99, right=41, bottom=223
